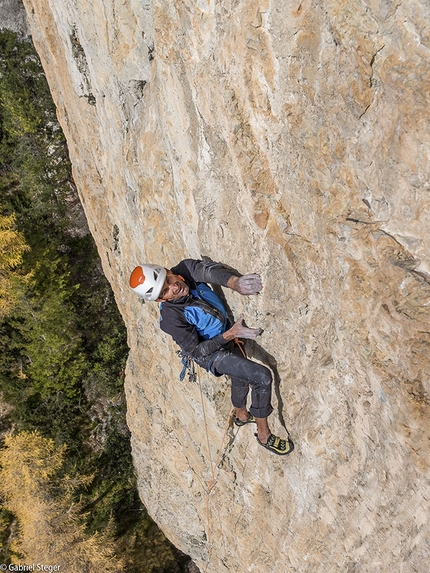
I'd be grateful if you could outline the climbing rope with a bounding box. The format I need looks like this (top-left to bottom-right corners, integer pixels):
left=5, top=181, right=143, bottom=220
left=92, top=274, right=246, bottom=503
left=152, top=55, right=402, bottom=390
left=197, top=363, right=216, bottom=484
left=195, top=363, right=234, bottom=572
left=177, top=344, right=245, bottom=570
left=234, top=336, right=246, bottom=358
left=198, top=365, right=235, bottom=490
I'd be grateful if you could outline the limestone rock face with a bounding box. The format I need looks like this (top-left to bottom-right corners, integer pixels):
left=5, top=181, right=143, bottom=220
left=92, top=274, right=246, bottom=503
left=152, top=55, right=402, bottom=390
left=23, top=0, right=429, bottom=571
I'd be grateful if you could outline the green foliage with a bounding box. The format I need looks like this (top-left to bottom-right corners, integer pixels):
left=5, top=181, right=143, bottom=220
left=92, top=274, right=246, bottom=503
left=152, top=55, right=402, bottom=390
left=0, top=508, right=15, bottom=564
left=0, top=30, right=189, bottom=573
left=0, top=34, right=43, bottom=137
left=0, top=29, right=72, bottom=244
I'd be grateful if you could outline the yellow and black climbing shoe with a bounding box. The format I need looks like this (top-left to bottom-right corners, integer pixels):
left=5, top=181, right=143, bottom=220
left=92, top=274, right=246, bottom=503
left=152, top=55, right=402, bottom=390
left=256, top=433, right=294, bottom=456
left=234, top=413, right=256, bottom=427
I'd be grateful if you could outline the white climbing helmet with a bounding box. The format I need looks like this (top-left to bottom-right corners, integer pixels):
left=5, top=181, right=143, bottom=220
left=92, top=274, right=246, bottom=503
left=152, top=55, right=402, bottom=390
left=129, top=264, right=167, bottom=301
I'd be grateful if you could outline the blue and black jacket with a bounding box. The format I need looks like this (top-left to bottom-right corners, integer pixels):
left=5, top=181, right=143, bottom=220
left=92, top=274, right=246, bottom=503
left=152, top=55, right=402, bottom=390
left=159, top=259, right=238, bottom=372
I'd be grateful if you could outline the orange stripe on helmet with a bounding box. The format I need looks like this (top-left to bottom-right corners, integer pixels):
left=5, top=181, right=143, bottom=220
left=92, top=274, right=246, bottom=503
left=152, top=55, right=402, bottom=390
left=130, top=266, right=146, bottom=288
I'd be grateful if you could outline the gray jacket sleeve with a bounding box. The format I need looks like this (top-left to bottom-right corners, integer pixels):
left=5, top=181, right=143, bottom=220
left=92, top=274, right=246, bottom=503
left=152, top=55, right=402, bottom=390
left=170, top=259, right=239, bottom=287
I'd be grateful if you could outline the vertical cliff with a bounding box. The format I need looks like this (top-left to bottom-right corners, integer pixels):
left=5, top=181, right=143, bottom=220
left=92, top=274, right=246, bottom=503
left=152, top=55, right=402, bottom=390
left=22, top=0, right=429, bottom=571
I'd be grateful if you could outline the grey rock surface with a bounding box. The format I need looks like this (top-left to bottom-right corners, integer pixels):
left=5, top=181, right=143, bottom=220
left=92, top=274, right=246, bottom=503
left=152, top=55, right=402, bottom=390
left=0, top=0, right=29, bottom=36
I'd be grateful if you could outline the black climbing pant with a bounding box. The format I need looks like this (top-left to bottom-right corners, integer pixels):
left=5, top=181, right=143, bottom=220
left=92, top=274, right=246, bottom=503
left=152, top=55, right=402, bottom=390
left=214, top=347, right=273, bottom=419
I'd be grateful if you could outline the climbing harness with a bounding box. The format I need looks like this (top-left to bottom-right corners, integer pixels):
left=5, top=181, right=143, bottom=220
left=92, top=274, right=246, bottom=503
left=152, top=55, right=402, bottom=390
left=178, top=335, right=246, bottom=383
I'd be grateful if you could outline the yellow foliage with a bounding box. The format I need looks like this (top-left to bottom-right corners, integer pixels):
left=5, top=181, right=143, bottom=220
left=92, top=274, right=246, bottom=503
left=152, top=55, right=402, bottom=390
left=0, top=211, right=28, bottom=269
left=0, top=432, right=123, bottom=572
left=0, top=210, right=30, bottom=318
left=0, top=93, right=40, bottom=137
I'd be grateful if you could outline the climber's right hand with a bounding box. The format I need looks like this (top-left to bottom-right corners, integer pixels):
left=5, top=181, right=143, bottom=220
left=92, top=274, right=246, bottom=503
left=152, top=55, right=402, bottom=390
left=222, top=315, right=262, bottom=341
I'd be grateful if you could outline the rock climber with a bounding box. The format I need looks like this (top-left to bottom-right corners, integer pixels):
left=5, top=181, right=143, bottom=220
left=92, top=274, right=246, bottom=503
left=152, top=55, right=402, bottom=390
left=129, top=258, right=292, bottom=455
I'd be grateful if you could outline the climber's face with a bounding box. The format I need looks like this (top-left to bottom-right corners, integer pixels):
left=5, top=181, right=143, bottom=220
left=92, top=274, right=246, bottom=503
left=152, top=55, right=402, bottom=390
left=156, top=271, right=189, bottom=302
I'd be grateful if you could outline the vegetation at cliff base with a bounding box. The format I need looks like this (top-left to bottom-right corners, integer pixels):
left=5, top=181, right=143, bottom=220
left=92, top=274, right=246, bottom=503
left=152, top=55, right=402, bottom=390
left=0, top=30, right=189, bottom=572
left=0, top=431, right=120, bottom=571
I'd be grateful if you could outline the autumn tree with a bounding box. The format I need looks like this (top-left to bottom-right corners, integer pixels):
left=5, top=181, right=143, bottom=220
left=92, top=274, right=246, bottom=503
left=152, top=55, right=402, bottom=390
left=0, top=210, right=29, bottom=318
left=0, top=431, right=123, bottom=572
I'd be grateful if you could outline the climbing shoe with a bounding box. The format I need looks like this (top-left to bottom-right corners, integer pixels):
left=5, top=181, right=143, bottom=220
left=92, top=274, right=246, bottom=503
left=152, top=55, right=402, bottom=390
left=234, top=413, right=256, bottom=427
left=255, top=433, right=294, bottom=456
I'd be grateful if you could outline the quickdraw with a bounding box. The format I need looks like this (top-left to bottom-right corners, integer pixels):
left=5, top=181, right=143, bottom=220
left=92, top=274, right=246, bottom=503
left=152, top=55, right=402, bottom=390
left=178, top=351, right=196, bottom=382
